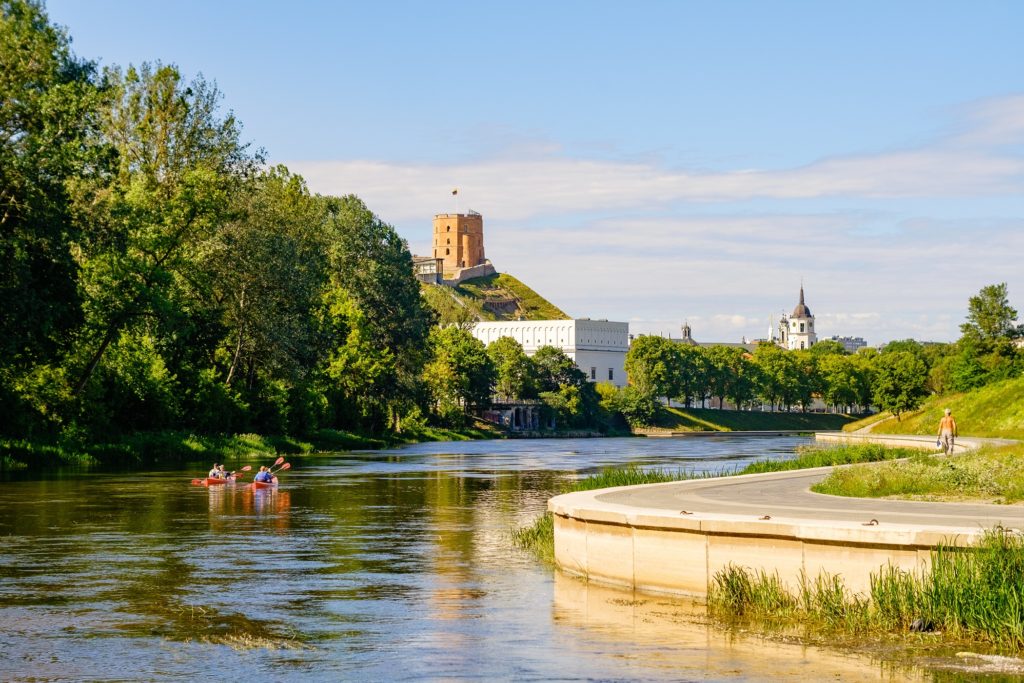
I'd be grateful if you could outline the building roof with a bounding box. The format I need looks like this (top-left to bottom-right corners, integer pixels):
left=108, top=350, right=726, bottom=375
left=791, top=285, right=812, bottom=318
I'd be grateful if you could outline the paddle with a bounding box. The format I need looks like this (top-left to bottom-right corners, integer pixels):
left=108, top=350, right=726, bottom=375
left=270, top=462, right=291, bottom=475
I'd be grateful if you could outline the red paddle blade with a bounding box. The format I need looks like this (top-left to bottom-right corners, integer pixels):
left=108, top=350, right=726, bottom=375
left=240, top=465, right=252, bottom=472
left=191, top=479, right=202, bottom=485
left=279, top=462, right=291, bottom=471
left=273, top=456, right=284, bottom=466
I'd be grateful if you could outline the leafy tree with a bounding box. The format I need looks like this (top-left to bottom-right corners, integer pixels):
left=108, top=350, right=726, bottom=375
left=961, top=283, right=1019, bottom=343
left=675, top=344, right=708, bottom=408
left=322, top=195, right=435, bottom=428
left=69, top=62, right=254, bottom=398
left=753, top=343, right=798, bottom=411
left=532, top=345, right=601, bottom=428
left=871, top=351, right=927, bottom=420
left=422, top=326, right=494, bottom=425
left=0, top=0, right=103, bottom=435
left=209, top=167, right=327, bottom=389
left=818, top=354, right=862, bottom=412
left=808, top=339, right=847, bottom=357
left=624, top=335, right=681, bottom=399
left=487, top=336, right=535, bottom=401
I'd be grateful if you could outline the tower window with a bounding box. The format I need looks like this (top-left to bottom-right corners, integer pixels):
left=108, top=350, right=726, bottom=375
left=800, top=323, right=805, bottom=333
left=445, top=248, right=450, bottom=255
left=446, top=225, right=451, bottom=232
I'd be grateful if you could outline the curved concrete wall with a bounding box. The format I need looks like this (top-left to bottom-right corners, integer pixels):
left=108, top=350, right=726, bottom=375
left=550, top=432, right=1003, bottom=598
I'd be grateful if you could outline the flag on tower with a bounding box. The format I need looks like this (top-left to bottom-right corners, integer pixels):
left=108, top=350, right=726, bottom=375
left=452, top=188, right=458, bottom=195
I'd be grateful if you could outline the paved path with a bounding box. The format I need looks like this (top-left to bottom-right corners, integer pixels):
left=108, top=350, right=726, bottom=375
left=594, top=433, right=1024, bottom=533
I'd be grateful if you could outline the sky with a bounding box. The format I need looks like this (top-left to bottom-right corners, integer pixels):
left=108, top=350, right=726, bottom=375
left=45, top=0, right=1024, bottom=345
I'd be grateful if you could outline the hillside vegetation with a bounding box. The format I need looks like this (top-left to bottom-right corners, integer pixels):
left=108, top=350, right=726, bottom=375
left=651, top=407, right=857, bottom=432
left=437, top=273, right=569, bottom=321
left=850, top=376, right=1024, bottom=439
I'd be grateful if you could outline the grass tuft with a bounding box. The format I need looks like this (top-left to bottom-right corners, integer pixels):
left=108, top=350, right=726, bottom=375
left=709, top=531, right=1024, bottom=651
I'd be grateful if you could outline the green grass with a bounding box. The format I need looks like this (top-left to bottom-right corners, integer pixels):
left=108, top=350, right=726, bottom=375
left=841, top=411, right=892, bottom=432
left=455, top=272, right=569, bottom=321
left=654, top=406, right=858, bottom=433
left=709, top=531, right=1024, bottom=651
left=813, top=442, right=1024, bottom=503
left=856, top=376, right=1024, bottom=440
left=739, top=443, right=922, bottom=475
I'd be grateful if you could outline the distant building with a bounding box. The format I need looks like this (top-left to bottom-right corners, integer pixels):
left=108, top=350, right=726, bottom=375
left=412, top=256, right=442, bottom=284
left=828, top=335, right=867, bottom=354
left=779, top=286, right=816, bottom=350
left=470, top=319, right=629, bottom=388
left=433, top=211, right=486, bottom=271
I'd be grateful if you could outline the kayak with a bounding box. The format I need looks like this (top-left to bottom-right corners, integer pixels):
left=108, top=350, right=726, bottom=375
left=251, top=476, right=279, bottom=490
left=192, top=476, right=237, bottom=486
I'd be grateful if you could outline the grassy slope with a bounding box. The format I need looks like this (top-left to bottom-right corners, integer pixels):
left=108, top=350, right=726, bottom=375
left=847, top=376, right=1024, bottom=439
left=653, top=406, right=856, bottom=432
left=454, top=272, right=569, bottom=321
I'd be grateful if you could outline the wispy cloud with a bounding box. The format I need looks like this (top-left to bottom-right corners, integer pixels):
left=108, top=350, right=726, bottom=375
left=285, top=95, right=1024, bottom=344
left=290, top=95, right=1024, bottom=224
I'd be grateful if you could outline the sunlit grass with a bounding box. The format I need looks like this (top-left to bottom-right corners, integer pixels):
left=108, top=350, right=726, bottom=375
left=739, top=443, right=921, bottom=475
left=814, top=442, right=1024, bottom=503
left=709, top=531, right=1024, bottom=651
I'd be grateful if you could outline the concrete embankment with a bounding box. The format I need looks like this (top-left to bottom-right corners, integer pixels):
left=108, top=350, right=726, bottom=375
left=549, top=433, right=1020, bottom=598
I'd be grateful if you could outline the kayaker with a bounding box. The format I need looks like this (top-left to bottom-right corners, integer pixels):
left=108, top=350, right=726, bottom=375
left=217, top=464, right=234, bottom=479
left=208, top=463, right=221, bottom=478
left=254, top=466, right=273, bottom=483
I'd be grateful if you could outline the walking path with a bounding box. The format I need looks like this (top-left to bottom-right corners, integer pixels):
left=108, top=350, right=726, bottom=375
left=548, top=432, right=1022, bottom=597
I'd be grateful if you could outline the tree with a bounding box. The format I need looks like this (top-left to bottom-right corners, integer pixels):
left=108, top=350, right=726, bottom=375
left=322, top=195, right=435, bottom=428
left=961, top=283, right=1019, bottom=343
left=422, top=326, right=495, bottom=425
left=871, top=351, right=927, bottom=420
left=532, top=345, right=600, bottom=428
left=487, top=336, right=535, bottom=401
left=624, top=336, right=681, bottom=400
left=209, top=167, right=326, bottom=389
left=69, top=62, right=255, bottom=398
left=753, top=343, right=798, bottom=411
left=808, top=339, right=847, bottom=357
left=818, top=354, right=862, bottom=412
left=0, top=0, right=104, bottom=435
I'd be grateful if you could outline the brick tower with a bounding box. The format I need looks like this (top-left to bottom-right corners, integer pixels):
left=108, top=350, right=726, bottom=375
left=433, top=211, right=485, bottom=272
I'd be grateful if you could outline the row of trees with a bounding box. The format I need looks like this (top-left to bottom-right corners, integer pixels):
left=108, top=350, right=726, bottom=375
left=618, top=282, right=1022, bottom=425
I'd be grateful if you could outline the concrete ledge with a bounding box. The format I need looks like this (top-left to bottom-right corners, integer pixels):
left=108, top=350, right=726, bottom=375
left=550, top=432, right=1018, bottom=598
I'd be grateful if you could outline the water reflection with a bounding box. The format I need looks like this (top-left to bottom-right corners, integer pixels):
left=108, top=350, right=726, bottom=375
left=0, top=436, right=958, bottom=680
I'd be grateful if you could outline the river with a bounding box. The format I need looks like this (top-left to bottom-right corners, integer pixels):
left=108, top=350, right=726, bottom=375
left=0, top=436, right=947, bottom=681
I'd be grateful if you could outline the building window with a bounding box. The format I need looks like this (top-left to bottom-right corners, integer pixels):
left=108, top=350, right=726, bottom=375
left=590, top=367, right=596, bottom=380
left=800, top=323, right=805, bottom=333
left=800, top=341, right=805, bottom=349
left=445, top=248, right=450, bottom=255
left=446, top=225, right=451, bottom=232
left=608, top=368, right=614, bottom=381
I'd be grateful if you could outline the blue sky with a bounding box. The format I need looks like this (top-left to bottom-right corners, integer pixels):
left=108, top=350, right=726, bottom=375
left=47, top=1, right=1024, bottom=344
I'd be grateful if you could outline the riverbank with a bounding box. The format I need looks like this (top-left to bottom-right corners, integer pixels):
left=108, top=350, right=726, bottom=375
left=0, top=422, right=502, bottom=471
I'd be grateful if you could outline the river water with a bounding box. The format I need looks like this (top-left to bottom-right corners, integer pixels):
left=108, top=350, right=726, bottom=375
left=0, top=436, right=945, bottom=681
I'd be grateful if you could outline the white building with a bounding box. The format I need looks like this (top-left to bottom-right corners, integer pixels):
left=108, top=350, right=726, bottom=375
left=470, top=319, right=629, bottom=387
left=779, top=286, right=817, bottom=350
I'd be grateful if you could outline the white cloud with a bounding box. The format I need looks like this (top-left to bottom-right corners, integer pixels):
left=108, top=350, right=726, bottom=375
left=284, top=95, right=1024, bottom=344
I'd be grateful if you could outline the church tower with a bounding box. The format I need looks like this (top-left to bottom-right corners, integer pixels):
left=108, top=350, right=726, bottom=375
left=433, top=211, right=485, bottom=272
left=781, top=285, right=816, bottom=350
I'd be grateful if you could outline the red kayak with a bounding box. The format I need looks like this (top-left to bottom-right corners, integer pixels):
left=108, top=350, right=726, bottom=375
left=191, top=476, right=237, bottom=486
left=251, top=476, right=278, bottom=490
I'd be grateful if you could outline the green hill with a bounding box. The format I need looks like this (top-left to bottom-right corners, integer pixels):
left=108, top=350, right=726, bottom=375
left=422, top=272, right=569, bottom=323
left=651, top=407, right=857, bottom=433
left=852, top=376, right=1024, bottom=439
